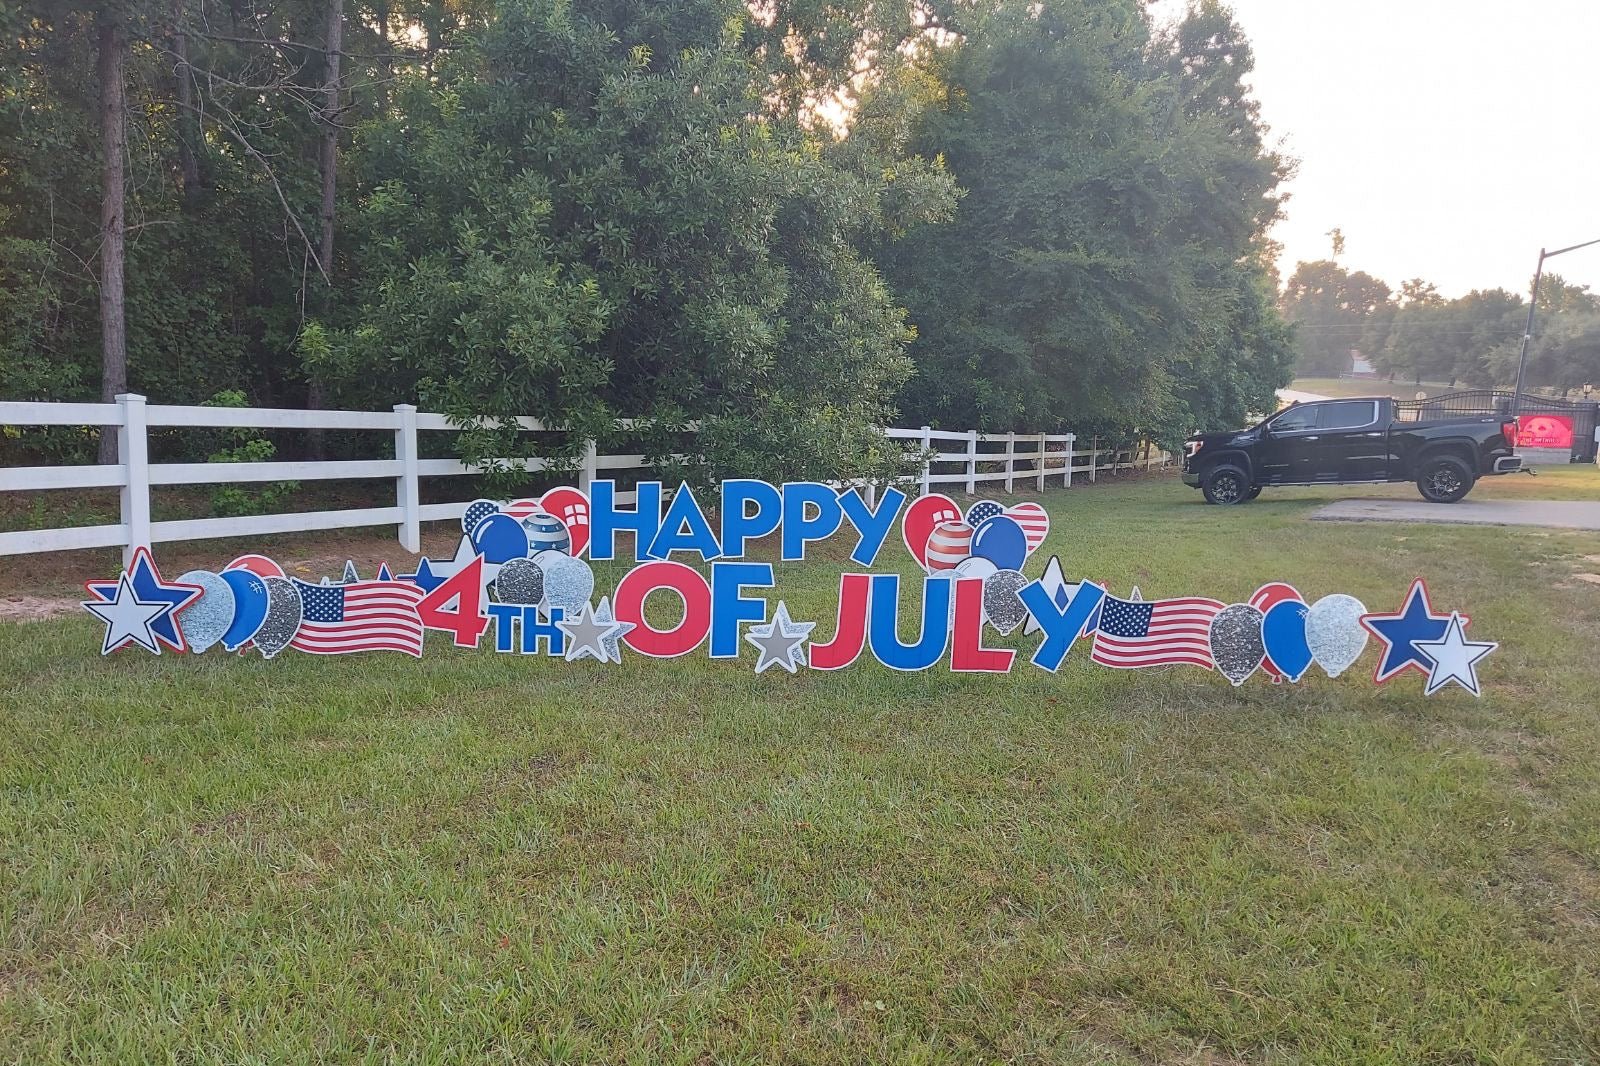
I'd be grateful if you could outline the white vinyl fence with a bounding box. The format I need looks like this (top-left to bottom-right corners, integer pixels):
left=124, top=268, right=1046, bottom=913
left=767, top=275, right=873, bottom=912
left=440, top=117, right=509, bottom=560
left=0, top=395, right=1170, bottom=563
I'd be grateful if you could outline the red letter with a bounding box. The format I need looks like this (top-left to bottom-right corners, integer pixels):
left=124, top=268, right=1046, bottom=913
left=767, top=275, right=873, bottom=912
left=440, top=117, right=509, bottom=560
left=950, top=578, right=1015, bottom=673
left=810, top=573, right=871, bottom=671
left=613, top=561, right=712, bottom=658
left=416, top=557, right=490, bottom=648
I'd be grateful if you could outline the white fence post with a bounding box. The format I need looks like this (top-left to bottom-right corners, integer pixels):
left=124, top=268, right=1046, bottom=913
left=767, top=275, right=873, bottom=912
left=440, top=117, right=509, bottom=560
left=116, top=393, right=150, bottom=565
left=1089, top=436, right=1098, bottom=483
left=1003, top=431, right=1016, bottom=493
left=579, top=437, right=598, bottom=493
left=1064, top=433, right=1076, bottom=489
left=966, top=429, right=978, bottom=495
left=393, top=404, right=421, bottom=553
left=919, top=426, right=932, bottom=497
left=1036, top=432, right=1047, bottom=492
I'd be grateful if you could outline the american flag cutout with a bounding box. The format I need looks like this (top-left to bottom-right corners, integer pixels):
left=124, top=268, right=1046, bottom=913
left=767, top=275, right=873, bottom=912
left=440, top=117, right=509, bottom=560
left=1005, top=502, right=1051, bottom=553
left=290, top=579, right=426, bottom=657
left=1091, top=594, right=1226, bottom=670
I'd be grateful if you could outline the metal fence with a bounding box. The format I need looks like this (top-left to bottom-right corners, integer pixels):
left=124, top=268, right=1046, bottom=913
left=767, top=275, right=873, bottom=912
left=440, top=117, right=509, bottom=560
left=1394, top=390, right=1598, bottom=462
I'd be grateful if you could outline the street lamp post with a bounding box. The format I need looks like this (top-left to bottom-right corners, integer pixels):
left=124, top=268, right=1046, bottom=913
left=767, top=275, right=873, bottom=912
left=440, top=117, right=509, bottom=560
left=1511, top=236, right=1600, bottom=415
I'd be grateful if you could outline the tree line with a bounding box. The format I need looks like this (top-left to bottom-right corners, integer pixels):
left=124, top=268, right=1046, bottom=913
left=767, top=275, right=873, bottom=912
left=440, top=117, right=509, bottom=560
left=1, top=0, right=1295, bottom=480
left=1281, top=256, right=1600, bottom=395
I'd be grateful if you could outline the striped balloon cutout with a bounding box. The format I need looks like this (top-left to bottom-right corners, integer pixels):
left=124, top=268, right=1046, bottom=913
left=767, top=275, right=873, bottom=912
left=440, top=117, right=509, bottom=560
left=1005, top=502, right=1050, bottom=554
left=925, top=520, right=975, bottom=571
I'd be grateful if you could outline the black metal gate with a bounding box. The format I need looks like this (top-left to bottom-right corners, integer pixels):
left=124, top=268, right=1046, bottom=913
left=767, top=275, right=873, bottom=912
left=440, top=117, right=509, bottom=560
left=1394, top=390, right=1598, bottom=463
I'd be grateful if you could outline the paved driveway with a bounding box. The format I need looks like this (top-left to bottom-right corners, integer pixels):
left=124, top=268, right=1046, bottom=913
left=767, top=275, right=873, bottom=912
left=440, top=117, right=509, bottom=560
left=1310, top=498, right=1600, bottom=530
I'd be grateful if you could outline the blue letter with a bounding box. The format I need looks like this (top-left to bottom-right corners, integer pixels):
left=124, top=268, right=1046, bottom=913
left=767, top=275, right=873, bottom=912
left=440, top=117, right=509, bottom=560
left=720, top=480, right=782, bottom=559
left=839, top=486, right=907, bottom=567
left=648, top=482, right=721, bottom=560
left=781, top=482, right=843, bottom=560
left=489, top=603, right=520, bottom=653
left=867, top=574, right=951, bottom=671
left=1020, top=580, right=1105, bottom=673
left=710, top=561, right=773, bottom=659
left=590, top=479, right=662, bottom=562
left=521, top=606, right=566, bottom=656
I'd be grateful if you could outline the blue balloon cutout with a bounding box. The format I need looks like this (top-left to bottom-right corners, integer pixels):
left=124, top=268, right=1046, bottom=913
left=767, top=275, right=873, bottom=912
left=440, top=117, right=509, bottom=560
left=970, top=514, right=1028, bottom=571
left=218, top=568, right=270, bottom=651
left=470, top=512, right=531, bottom=565
left=1262, top=599, right=1314, bottom=683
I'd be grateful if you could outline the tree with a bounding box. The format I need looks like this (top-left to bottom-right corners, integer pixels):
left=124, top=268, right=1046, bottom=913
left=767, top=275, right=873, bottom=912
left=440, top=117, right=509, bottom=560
left=305, top=0, right=954, bottom=484
left=876, top=0, right=1294, bottom=444
left=1280, top=260, right=1393, bottom=376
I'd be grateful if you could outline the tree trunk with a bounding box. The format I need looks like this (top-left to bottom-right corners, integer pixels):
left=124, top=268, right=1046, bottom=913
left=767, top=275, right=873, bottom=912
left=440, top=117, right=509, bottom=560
left=173, top=0, right=200, bottom=208
left=97, top=10, right=129, bottom=464
left=306, top=0, right=343, bottom=458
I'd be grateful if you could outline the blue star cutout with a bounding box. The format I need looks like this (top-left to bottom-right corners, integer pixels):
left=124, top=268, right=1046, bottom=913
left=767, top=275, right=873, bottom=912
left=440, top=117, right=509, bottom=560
left=400, top=557, right=447, bottom=593
left=85, top=546, right=202, bottom=653
left=1360, top=578, right=1466, bottom=684
left=377, top=562, right=393, bottom=582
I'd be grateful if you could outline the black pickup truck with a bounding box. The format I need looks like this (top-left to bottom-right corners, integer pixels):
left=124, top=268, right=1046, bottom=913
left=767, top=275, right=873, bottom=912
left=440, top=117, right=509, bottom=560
left=1181, top=397, right=1523, bottom=505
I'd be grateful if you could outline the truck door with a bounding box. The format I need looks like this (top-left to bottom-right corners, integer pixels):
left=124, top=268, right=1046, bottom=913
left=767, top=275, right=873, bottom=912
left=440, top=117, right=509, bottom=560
left=1257, top=403, right=1321, bottom=483
left=1307, top=400, right=1387, bottom=482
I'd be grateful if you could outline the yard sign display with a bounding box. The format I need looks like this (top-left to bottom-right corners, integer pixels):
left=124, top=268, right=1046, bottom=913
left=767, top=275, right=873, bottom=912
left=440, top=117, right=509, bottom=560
left=81, top=481, right=1496, bottom=696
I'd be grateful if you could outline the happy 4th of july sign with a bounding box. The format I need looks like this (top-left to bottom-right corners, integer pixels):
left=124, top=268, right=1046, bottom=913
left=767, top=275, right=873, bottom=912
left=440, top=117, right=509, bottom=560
left=81, top=480, right=1497, bottom=696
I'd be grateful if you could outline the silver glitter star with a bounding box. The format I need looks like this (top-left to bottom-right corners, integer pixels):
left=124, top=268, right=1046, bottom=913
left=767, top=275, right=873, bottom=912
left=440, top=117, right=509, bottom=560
left=558, top=597, right=634, bottom=664
left=744, top=601, right=815, bottom=674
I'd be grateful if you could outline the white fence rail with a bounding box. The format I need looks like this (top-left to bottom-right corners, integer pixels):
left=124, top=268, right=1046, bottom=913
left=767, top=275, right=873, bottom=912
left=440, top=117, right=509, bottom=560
left=0, top=395, right=1170, bottom=563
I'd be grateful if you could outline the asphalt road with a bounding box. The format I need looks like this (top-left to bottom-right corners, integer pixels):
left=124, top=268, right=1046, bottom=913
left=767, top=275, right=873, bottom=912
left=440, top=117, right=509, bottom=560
left=1310, top=498, right=1600, bottom=530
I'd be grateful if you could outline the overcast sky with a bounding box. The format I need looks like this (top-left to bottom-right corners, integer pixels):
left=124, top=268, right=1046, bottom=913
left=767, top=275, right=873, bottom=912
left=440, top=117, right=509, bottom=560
left=1147, top=0, right=1600, bottom=298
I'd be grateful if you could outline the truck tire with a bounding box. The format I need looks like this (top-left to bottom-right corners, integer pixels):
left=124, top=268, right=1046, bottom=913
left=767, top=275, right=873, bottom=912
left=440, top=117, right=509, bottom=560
left=1202, top=464, right=1250, bottom=505
left=1416, top=454, right=1475, bottom=503
left=1245, top=485, right=1263, bottom=501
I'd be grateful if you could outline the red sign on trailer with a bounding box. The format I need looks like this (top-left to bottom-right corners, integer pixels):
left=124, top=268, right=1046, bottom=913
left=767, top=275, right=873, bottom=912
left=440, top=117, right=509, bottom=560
left=1514, top=414, right=1574, bottom=449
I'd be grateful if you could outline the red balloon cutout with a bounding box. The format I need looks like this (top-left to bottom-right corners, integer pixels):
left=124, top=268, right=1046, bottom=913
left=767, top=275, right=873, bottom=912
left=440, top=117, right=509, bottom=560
left=538, top=487, right=592, bottom=558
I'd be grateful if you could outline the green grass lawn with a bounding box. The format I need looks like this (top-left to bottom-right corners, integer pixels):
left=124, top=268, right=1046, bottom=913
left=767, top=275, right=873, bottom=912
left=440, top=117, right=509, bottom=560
left=4, top=473, right=1600, bottom=1063
left=1287, top=377, right=1459, bottom=400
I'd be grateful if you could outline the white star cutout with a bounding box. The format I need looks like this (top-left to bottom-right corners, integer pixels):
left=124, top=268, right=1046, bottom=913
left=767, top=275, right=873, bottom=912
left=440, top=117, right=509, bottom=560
left=82, top=574, right=168, bottom=655
left=1414, top=612, right=1496, bottom=697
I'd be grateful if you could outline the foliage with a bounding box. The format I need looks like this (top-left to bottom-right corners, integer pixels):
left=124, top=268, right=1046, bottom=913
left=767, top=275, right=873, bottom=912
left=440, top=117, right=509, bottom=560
left=309, top=0, right=952, bottom=486
left=1279, top=260, right=1393, bottom=377
left=200, top=390, right=299, bottom=517
left=875, top=0, right=1294, bottom=447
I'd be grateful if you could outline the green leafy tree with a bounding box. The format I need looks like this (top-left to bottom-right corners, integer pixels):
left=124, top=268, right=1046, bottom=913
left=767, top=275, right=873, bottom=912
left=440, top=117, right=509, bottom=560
left=875, top=0, right=1293, bottom=445
left=1280, top=260, right=1393, bottom=377
left=308, top=0, right=954, bottom=485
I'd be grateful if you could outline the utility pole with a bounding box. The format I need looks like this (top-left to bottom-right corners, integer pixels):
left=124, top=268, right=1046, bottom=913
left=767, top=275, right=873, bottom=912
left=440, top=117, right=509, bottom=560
left=1511, top=236, right=1600, bottom=416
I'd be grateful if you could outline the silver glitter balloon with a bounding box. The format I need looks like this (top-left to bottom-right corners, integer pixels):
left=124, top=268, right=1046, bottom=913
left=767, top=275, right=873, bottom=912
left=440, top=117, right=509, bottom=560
left=1209, top=603, right=1265, bottom=686
left=175, top=569, right=235, bottom=653
left=1305, top=593, right=1369, bottom=678
left=536, top=551, right=593, bottom=616
left=255, top=576, right=302, bottom=659
left=495, top=557, right=545, bottom=605
left=982, top=569, right=1031, bottom=635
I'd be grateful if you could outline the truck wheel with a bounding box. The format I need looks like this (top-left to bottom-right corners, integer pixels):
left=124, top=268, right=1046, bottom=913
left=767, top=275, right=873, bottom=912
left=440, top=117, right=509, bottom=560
left=1202, top=464, right=1250, bottom=505
left=1416, top=455, right=1475, bottom=503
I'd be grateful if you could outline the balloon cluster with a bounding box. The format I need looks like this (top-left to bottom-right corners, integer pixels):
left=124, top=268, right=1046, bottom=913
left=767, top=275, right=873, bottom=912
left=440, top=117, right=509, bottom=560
left=1207, top=583, right=1370, bottom=687
left=901, top=494, right=1050, bottom=635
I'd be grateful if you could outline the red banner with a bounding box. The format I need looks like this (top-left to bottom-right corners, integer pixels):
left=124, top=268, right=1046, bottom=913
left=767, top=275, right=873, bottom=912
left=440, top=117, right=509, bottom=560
left=1514, top=414, right=1574, bottom=450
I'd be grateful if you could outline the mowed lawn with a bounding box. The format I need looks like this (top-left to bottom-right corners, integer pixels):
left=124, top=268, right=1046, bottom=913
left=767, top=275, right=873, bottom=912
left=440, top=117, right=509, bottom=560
left=3, top=471, right=1600, bottom=1064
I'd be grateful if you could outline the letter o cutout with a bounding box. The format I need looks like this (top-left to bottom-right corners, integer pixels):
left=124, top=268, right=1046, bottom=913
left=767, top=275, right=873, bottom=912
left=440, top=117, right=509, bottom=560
left=613, top=561, right=712, bottom=658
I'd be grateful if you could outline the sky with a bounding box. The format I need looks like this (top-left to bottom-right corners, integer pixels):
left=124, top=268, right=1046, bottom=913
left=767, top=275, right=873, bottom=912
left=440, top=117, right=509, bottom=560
left=1147, top=0, right=1600, bottom=299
